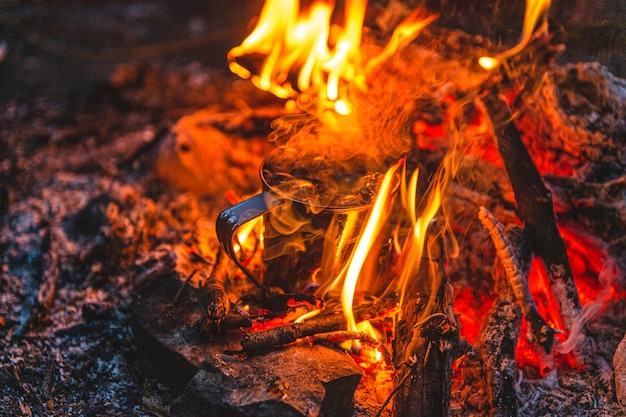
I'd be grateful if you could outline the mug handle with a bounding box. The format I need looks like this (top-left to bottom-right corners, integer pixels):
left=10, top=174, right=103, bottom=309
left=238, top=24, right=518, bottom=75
left=216, top=191, right=281, bottom=286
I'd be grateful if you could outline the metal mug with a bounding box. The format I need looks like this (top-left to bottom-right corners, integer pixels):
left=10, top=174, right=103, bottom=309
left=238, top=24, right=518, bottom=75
left=216, top=147, right=396, bottom=294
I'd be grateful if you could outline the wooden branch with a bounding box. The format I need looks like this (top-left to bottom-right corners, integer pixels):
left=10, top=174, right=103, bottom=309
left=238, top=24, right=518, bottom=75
left=226, top=296, right=399, bottom=353
left=478, top=207, right=555, bottom=353
left=483, top=91, right=593, bottom=362
left=201, top=249, right=231, bottom=320
left=311, top=330, right=392, bottom=364
left=197, top=249, right=232, bottom=336
left=476, top=291, right=521, bottom=417
left=392, top=230, right=459, bottom=417
left=237, top=288, right=320, bottom=315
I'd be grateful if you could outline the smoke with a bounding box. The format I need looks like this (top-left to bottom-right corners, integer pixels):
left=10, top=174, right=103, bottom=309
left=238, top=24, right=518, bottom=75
left=553, top=258, right=623, bottom=354
left=264, top=38, right=493, bottom=208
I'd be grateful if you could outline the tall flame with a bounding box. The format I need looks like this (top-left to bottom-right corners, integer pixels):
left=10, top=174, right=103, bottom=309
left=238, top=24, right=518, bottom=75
left=341, top=161, right=400, bottom=333
left=479, top=0, right=551, bottom=69
left=228, top=0, right=435, bottom=115
left=395, top=166, right=443, bottom=309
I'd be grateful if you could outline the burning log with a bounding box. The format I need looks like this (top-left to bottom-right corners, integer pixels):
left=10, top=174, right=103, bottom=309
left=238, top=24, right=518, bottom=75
left=475, top=211, right=548, bottom=416
left=476, top=291, right=521, bottom=417
left=483, top=91, right=593, bottom=362
left=478, top=207, right=556, bottom=353
left=227, top=296, right=398, bottom=353
left=391, top=230, right=459, bottom=417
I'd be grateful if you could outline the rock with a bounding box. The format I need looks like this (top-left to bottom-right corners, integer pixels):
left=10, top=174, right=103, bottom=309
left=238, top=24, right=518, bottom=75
left=615, top=333, right=626, bottom=406
left=132, top=275, right=363, bottom=416
left=131, top=274, right=220, bottom=396
left=155, top=109, right=265, bottom=196
left=170, top=345, right=362, bottom=417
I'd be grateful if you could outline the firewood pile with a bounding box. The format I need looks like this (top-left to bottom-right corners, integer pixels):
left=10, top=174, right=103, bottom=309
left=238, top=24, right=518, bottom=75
left=1, top=1, right=625, bottom=417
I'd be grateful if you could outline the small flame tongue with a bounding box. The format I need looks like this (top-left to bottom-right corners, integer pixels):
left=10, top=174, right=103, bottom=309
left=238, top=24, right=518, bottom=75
left=479, top=0, right=551, bottom=69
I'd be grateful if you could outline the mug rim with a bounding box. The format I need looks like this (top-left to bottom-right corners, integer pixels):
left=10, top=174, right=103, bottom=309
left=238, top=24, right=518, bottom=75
left=259, top=148, right=396, bottom=212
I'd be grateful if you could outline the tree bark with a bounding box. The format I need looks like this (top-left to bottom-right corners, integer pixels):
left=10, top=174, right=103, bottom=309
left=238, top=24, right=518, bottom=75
left=392, top=230, right=459, bottom=417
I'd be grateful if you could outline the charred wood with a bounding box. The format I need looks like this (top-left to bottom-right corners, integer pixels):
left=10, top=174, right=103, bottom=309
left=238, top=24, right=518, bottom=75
left=475, top=216, right=538, bottom=416
left=227, top=296, right=399, bottom=353
left=196, top=249, right=231, bottom=336
left=311, top=331, right=392, bottom=365
left=476, top=291, right=521, bottom=417
left=478, top=207, right=555, bottom=353
left=8, top=213, right=50, bottom=337
left=38, top=229, right=60, bottom=312
left=484, top=91, right=593, bottom=362
left=392, top=232, right=459, bottom=417
left=237, top=288, right=320, bottom=315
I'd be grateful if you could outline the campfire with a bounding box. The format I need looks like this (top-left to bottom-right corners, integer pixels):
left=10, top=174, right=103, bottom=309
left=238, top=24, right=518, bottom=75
left=1, top=0, right=625, bottom=416
left=151, top=0, right=626, bottom=415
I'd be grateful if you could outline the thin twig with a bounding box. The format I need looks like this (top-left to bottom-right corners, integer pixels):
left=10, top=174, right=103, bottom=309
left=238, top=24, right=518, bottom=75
left=173, top=269, right=196, bottom=305
left=375, top=360, right=415, bottom=417
left=230, top=296, right=399, bottom=352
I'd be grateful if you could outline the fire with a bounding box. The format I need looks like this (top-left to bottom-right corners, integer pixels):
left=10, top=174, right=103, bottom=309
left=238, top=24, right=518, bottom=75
left=228, top=0, right=435, bottom=118
left=228, top=0, right=364, bottom=113
left=396, top=166, right=442, bottom=306
left=341, top=161, right=400, bottom=334
left=479, top=0, right=551, bottom=69
left=223, top=0, right=594, bottom=377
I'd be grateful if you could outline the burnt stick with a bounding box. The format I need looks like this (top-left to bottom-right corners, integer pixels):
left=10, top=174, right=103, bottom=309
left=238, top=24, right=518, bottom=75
left=200, top=248, right=231, bottom=321
left=196, top=249, right=234, bottom=337
left=392, top=229, right=459, bottom=417
left=228, top=296, right=399, bottom=352
left=476, top=290, right=521, bottom=417
left=478, top=207, right=555, bottom=353
left=311, top=331, right=392, bottom=365
left=483, top=91, right=593, bottom=362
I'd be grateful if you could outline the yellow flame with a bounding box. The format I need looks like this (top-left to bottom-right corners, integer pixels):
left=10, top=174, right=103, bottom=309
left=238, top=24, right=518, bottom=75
left=479, top=0, right=551, bottom=69
left=229, top=0, right=361, bottom=107
left=364, top=10, right=438, bottom=73
left=397, top=168, right=442, bottom=305
left=234, top=217, right=261, bottom=255
left=294, top=308, right=321, bottom=323
left=229, top=0, right=435, bottom=114
left=341, top=162, right=400, bottom=333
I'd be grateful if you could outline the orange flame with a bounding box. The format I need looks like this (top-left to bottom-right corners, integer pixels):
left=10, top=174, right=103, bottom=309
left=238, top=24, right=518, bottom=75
left=341, top=162, right=400, bottom=334
left=479, top=0, right=551, bottom=69
left=228, top=0, right=435, bottom=116
left=396, top=167, right=442, bottom=305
